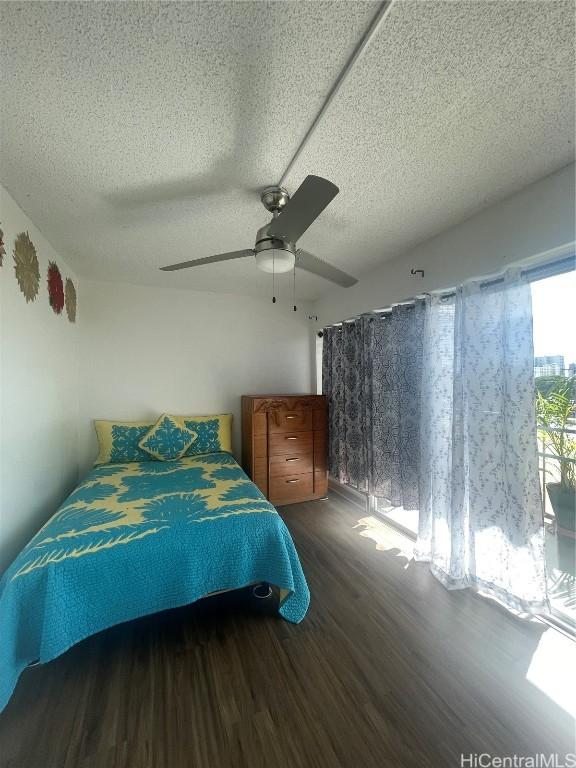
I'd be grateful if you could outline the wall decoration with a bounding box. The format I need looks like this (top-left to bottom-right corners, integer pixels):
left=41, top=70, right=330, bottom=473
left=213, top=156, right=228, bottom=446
left=13, top=232, right=40, bottom=302
left=47, top=261, right=64, bottom=314
left=0, top=226, right=5, bottom=267
left=65, top=278, right=77, bottom=323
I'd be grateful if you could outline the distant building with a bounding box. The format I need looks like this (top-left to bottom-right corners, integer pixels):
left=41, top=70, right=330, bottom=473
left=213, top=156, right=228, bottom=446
left=534, top=355, right=565, bottom=377
left=569, top=362, right=576, bottom=377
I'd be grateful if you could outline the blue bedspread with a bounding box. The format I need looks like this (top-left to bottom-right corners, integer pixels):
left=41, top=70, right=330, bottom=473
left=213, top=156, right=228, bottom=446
left=0, top=453, right=309, bottom=712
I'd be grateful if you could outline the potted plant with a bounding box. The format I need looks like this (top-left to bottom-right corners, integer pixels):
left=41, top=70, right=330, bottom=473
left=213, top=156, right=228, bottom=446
left=536, top=376, right=576, bottom=535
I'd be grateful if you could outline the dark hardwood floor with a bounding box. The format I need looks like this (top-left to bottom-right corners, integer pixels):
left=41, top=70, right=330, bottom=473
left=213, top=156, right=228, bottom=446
left=1, top=492, right=574, bottom=768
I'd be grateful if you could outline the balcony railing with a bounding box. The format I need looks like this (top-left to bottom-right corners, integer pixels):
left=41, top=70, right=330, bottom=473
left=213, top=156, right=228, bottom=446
left=537, top=424, right=576, bottom=521
left=537, top=424, right=576, bottom=627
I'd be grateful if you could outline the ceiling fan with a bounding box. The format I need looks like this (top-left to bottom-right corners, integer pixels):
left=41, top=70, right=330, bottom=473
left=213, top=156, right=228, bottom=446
left=160, top=175, right=357, bottom=288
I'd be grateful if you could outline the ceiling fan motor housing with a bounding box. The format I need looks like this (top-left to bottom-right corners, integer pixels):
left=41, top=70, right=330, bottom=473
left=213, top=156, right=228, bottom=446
left=255, top=187, right=296, bottom=274
left=260, top=186, right=290, bottom=214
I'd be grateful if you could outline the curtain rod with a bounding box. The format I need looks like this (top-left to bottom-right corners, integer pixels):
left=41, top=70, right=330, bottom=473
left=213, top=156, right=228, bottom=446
left=320, top=253, right=575, bottom=332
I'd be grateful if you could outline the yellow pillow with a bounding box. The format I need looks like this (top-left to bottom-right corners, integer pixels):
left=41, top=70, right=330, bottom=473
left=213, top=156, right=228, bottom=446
left=174, top=413, right=233, bottom=455
left=94, top=419, right=156, bottom=464
left=138, top=414, right=197, bottom=461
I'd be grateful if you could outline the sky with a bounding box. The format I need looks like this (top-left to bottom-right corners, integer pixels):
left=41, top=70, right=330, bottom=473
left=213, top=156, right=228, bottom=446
left=531, top=271, right=576, bottom=366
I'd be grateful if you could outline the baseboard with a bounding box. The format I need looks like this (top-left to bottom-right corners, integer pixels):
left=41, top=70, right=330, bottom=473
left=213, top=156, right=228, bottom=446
left=328, top=478, right=368, bottom=510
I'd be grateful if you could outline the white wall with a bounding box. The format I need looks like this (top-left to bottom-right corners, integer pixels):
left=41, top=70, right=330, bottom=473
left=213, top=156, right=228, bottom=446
left=2, top=162, right=573, bottom=571
left=0, top=182, right=314, bottom=573
left=0, top=185, right=80, bottom=572
left=78, top=280, right=314, bottom=473
left=314, top=163, right=576, bottom=327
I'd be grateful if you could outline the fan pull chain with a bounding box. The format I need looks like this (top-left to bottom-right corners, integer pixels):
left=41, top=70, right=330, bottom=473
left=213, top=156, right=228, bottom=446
left=272, top=251, right=276, bottom=303
left=293, top=264, right=297, bottom=311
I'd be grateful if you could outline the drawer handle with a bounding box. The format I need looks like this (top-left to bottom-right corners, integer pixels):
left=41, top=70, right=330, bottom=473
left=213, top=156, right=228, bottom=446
left=286, top=479, right=300, bottom=484
left=286, top=436, right=298, bottom=440
left=286, top=457, right=300, bottom=462
left=286, top=415, right=297, bottom=419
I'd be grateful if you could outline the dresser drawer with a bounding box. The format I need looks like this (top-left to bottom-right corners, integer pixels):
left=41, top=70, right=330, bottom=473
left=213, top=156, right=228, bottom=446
left=270, top=472, right=314, bottom=503
left=269, top=450, right=313, bottom=478
left=268, top=410, right=313, bottom=434
left=269, top=431, right=313, bottom=456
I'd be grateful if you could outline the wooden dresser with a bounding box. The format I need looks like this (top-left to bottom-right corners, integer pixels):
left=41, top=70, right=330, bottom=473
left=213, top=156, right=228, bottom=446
left=241, top=394, right=328, bottom=506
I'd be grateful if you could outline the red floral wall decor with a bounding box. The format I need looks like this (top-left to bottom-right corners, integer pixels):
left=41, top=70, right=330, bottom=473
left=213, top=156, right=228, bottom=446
left=47, top=261, right=65, bottom=314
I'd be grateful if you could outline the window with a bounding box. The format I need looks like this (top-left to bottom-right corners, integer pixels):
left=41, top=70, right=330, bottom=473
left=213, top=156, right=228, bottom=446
left=369, top=266, right=576, bottom=619
left=532, top=270, right=576, bottom=627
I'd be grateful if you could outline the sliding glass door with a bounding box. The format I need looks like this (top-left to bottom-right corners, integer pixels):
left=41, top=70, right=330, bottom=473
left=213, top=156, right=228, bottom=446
left=322, top=257, right=575, bottom=626
left=532, top=270, right=576, bottom=627
left=371, top=497, right=418, bottom=537
left=370, top=265, right=576, bottom=625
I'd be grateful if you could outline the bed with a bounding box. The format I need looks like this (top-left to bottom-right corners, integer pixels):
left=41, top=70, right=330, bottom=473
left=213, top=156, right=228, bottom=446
left=0, top=452, right=309, bottom=712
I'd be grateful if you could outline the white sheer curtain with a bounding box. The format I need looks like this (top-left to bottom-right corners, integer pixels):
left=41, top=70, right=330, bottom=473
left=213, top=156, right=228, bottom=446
left=415, top=270, right=549, bottom=614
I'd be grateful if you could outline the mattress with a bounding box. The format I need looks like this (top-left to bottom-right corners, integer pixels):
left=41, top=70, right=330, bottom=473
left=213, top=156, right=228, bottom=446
left=0, top=452, right=309, bottom=712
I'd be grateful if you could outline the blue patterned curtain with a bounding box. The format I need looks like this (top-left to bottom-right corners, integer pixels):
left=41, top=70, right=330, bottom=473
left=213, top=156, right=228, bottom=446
left=322, top=304, right=423, bottom=508
left=370, top=304, right=424, bottom=508
left=415, top=271, right=548, bottom=613
left=322, top=322, right=368, bottom=487
left=322, top=326, right=346, bottom=484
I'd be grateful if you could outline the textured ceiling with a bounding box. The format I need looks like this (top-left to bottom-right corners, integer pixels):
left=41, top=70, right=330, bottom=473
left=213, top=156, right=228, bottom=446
left=0, top=0, right=574, bottom=301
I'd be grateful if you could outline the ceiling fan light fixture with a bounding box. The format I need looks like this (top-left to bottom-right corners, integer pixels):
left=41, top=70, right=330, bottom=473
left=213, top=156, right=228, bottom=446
left=255, top=248, right=295, bottom=274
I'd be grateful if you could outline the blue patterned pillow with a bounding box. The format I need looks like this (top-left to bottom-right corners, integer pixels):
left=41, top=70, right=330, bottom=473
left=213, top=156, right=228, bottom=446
left=183, top=418, right=221, bottom=455
left=138, top=414, right=197, bottom=461
left=110, top=424, right=153, bottom=463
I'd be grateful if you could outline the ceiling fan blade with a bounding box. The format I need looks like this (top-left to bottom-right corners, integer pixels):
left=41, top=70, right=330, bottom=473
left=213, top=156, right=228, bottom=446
left=296, top=250, right=357, bottom=288
left=160, top=249, right=254, bottom=272
left=268, top=176, right=339, bottom=242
